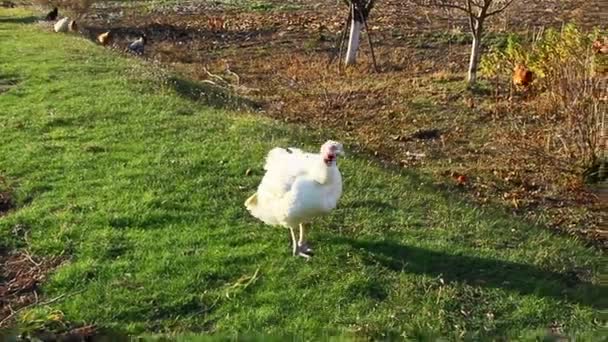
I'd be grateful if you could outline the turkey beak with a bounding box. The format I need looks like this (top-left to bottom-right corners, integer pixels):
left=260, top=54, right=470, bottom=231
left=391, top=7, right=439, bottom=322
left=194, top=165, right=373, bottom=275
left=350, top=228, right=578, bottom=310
left=336, top=147, right=345, bottom=157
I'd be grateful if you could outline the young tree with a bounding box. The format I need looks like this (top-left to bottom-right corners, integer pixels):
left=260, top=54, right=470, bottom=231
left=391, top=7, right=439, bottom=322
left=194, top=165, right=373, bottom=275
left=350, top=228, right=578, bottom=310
left=343, top=0, right=375, bottom=66
left=415, top=0, right=516, bottom=85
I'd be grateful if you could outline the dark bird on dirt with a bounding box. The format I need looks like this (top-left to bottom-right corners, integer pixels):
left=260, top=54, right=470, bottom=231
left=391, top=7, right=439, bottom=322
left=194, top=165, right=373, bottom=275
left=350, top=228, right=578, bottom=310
left=97, top=31, right=112, bottom=46
left=512, top=64, right=535, bottom=88
left=208, top=17, right=225, bottom=31
left=127, top=35, right=146, bottom=55
left=45, top=7, right=58, bottom=21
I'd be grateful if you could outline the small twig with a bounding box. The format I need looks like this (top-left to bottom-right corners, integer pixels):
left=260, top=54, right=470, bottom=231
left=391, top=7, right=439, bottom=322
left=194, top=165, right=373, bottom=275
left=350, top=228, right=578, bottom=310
left=225, top=268, right=261, bottom=299
left=195, top=296, right=221, bottom=315
left=203, top=67, right=230, bottom=86
left=0, top=290, right=84, bottom=327
left=229, top=267, right=260, bottom=289
left=224, top=67, right=240, bottom=86
left=201, top=80, right=229, bottom=90
left=23, top=250, right=41, bottom=267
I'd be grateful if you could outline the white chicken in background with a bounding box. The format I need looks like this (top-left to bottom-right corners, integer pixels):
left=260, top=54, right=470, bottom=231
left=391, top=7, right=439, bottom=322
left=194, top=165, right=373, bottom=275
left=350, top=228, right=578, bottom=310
left=245, top=140, right=344, bottom=258
left=54, top=17, right=77, bottom=33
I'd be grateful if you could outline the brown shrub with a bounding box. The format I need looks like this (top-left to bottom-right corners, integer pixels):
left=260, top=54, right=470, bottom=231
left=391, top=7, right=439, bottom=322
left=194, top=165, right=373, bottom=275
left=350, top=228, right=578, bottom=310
left=482, top=25, right=607, bottom=179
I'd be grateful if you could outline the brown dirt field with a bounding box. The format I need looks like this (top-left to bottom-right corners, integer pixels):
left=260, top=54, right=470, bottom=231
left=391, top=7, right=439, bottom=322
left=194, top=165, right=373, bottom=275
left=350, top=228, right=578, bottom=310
left=73, top=0, right=607, bottom=248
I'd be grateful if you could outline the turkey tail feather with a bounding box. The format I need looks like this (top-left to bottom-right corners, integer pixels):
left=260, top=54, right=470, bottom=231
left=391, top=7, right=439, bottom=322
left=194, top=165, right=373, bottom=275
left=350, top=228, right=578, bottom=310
left=245, top=193, right=258, bottom=209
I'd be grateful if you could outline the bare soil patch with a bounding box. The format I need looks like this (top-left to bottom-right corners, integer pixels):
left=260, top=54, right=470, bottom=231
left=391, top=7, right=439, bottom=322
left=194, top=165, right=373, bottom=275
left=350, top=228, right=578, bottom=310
left=0, top=251, right=64, bottom=328
left=74, top=0, right=607, bottom=248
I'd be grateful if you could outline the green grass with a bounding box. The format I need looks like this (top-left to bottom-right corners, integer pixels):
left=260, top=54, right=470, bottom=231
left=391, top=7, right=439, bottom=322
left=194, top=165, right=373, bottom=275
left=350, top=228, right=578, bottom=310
left=0, top=8, right=606, bottom=340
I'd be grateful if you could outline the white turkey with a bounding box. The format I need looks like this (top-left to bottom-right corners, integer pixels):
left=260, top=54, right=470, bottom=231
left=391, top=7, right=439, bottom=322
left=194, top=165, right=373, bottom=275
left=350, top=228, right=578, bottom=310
left=245, top=140, right=344, bottom=258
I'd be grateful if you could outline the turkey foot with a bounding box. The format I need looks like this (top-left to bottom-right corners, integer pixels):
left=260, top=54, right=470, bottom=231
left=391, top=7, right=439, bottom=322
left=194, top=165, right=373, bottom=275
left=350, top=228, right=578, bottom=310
left=296, top=223, right=313, bottom=258
left=297, top=242, right=314, bottom=258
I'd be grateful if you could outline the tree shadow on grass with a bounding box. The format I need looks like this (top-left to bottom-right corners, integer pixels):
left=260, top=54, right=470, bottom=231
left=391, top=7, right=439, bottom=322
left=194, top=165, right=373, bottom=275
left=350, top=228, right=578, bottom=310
left=330, top=236, right=607, bottom=309
left=0, top=16, right=39, bottom=24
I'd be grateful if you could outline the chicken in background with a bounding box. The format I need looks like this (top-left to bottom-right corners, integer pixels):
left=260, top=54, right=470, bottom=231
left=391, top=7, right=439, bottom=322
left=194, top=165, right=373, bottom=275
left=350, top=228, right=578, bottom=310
left=127, top=35, right=146, bottom=55
left=97, top=31, right=112, bottom=46
left=54, top=17, right=77, bottom=33
left=592, top=38, right=608, bottom=55
left=245, top=141, right=344, bottom=259
left=45, top=7, right=58, bottom=21
left=593, top=38, right=608, bottom=77
left=512, top=64, right=535, bottom=88
left=208, top=17, right=226, bottom=31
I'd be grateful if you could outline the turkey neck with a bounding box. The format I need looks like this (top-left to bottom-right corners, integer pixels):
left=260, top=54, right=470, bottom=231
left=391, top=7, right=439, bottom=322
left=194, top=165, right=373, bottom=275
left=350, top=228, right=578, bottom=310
left=313, top=158, right=339, bottom=185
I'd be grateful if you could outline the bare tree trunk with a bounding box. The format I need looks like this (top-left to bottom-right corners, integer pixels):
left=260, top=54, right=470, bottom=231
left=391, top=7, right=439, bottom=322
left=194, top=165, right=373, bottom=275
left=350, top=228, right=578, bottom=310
left=467, top=33, right=481, bottom=85
left=412, top=0, right=516, bottom=85
left=345, top=16, right=362, bottom=66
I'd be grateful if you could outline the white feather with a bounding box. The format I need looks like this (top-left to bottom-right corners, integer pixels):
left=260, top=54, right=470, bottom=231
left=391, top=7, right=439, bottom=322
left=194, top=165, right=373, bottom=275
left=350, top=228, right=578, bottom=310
left=53, top=17, right=70, bottom=32
left=245, top=143, right=343, bottom=229
left=54, top=17, right=76, bottom=33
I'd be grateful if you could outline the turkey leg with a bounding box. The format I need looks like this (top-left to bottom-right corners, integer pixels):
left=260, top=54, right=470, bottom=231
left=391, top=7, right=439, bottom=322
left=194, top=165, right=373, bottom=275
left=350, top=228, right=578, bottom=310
left=289, top=226, right=298, bottom=256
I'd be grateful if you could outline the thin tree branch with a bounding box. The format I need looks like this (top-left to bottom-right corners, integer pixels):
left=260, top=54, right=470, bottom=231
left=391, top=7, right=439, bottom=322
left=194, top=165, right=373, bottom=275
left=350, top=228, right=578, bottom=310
left=486, top=0, right=515, bottom=16
left=480, top=0, right=492, bottom=15
left=415, top=0, right=469, bottom=12
left=467, top=0, right=476, bottom=33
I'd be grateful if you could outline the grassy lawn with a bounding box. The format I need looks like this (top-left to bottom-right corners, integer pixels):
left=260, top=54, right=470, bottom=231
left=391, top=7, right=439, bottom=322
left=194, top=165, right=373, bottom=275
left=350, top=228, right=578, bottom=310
left=0, top=8, right=605, bottom=340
